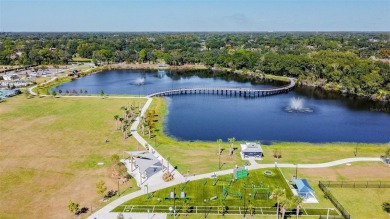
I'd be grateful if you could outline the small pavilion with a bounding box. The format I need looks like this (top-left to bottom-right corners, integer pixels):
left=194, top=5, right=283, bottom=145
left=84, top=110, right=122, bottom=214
left=125, top=151, right=163, bottom=185
left=240, top=142, right=263, bottom=158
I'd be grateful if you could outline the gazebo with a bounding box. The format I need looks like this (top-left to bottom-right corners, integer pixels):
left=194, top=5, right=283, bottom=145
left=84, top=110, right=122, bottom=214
left=126, top=151, right=163, bottom=185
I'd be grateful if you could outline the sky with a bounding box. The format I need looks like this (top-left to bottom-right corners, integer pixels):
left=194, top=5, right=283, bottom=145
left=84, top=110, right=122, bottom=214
left=0, top=0, right=389, bottom=32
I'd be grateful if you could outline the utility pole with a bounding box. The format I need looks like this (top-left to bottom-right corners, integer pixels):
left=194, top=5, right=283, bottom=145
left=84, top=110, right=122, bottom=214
left=173, top=187, right=176, bottom=219
left=117, top=178, right=120, bottom=196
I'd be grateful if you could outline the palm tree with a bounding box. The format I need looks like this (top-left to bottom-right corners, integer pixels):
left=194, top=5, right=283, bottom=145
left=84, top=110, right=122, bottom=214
left=270, top=188, right=286, bottom=219
left=291, top=196, right=304, bottom=219
left=141, top=116, right=146, bottom=135
left=228, top=137, right=236, bottom=157
left=280, top=198, right=290, bottom=219
left=119, top=117, right=124, bottom=130
left=217, top=139, right=222, bottom=155
left=114, top=115, right=119, bottom=130
left=120, top=106, right=126, bottom=117
left=122, top=126, right=127, bottom=139
left=147, top=120, right=155, bottom=139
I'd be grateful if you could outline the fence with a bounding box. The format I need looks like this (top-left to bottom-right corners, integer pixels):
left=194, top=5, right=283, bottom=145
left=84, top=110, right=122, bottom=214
left=318, top=181, right=351, bottom=219
left=320, top=181, right=390, bottom=189
left=120, top=204, right=337, bottom=217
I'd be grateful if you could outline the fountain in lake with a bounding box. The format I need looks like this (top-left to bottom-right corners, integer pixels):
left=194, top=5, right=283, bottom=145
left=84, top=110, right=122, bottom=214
left=133, top=77, right=145, bottom=85
left=285, top=97, right=313, bottom=113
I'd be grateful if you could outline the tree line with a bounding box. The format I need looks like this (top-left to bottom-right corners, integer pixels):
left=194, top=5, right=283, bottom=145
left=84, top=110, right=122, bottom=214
left=1, top=32, right=389, bottom=100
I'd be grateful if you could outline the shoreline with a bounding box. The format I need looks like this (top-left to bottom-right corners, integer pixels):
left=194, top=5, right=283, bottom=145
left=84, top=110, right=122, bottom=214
left=30, top=62, right=390, bottom=105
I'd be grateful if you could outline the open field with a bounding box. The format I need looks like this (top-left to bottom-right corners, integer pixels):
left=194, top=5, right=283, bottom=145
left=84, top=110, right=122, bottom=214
left=280, top=162, right=390, bottom=218
left=0, top=95, right=146, bottom=218
left=145, top=97, right=388, bottom=174
left=329, top=188, right=390, bottom=219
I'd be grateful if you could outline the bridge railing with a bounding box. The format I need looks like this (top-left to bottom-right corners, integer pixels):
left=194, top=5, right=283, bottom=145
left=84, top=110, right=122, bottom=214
left=147, top=78, right=295, bottom=97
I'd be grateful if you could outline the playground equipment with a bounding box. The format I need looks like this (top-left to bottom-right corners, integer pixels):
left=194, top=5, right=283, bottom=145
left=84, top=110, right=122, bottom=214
left=222, top=185, right=242, bottom=200
left=252, top=186, right=270, bottom=200
left=233, top=168, right=248, bottom=180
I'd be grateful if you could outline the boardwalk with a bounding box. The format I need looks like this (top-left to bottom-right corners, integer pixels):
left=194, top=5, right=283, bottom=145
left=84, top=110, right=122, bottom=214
left=147, top=78, right=295, bottom=98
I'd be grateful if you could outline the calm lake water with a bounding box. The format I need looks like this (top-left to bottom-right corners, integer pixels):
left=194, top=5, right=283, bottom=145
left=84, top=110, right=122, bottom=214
left=55, top=69, right=390, bottom=143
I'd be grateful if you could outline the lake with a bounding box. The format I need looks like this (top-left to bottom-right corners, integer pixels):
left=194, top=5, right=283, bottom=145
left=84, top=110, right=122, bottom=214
left=55, top=69, right=390, bottom=143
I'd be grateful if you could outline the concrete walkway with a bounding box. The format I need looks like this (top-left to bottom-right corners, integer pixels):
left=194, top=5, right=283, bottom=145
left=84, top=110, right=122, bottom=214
left=28, top=76, right=57, bottom=95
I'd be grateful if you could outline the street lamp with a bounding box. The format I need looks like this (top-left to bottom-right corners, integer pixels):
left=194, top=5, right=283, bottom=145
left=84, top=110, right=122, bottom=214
left=204, top=199, right=207, bottom=218
left=219, top=152, right=221, bottom=170
left=173, top=187, right=176, bottom=219
left=243, top=183, right=246, bottom=217
left=169, top=206, right=173, bottom=216
left=117, top=178, right=120, bottom=196
left=294, top=164, right=298, bottom=179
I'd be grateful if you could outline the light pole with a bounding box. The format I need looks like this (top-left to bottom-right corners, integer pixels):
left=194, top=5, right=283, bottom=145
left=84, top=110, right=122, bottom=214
left=295, top=164, right=298, bottom=179
left=169, top=206, right=173, bottom=216
left=243, top=183, right=246, bottom=218
left=204, top=199, right=207, bottom=218
left=219, top=152, right=221, bottom=170
left=117, top=178, right=120, bottom=196
left=248, top=193, right=252, bottom=216
left=173, top=187, right=176, bottom=219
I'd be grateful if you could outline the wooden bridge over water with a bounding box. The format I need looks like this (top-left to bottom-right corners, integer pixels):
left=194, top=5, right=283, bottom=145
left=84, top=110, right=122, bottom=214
left=147, top=78, right=296, bottom=98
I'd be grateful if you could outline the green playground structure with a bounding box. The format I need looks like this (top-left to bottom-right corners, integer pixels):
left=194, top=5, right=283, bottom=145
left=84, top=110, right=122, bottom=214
left=222, top=185, right=242, bottom=200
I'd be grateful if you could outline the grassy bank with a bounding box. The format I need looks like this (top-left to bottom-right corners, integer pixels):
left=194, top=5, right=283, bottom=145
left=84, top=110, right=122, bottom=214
left=0, top=95, right=146, bottom=218
left=142, top=97, right=387, bottom=175
left=34, top=77, right=73, bottom=95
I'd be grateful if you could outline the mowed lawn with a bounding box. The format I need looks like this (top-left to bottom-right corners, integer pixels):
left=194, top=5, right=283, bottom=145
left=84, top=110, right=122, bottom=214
left=329, top=188, right=390, bottom=219
left=114, top=168, right=293, bottom=211
left=0, top=95, right=146, bottom=218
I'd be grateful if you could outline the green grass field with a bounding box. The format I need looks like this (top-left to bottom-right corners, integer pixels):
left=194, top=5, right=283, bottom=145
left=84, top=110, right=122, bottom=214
left=115, top=168, right=292, bottom=210
left=329, top=188, right=390, bottom=219
left=0, top=95, right=146, bottom=218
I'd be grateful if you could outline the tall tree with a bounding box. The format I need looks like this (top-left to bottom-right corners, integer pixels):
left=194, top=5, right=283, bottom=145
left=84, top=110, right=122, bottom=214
left=291, top=196, right=304, bottom=219
left=270, top=188, right=286, bottom=219
left=114, top=115, right=120, bottom=130
left=228, top=137, right=236, bottom=157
